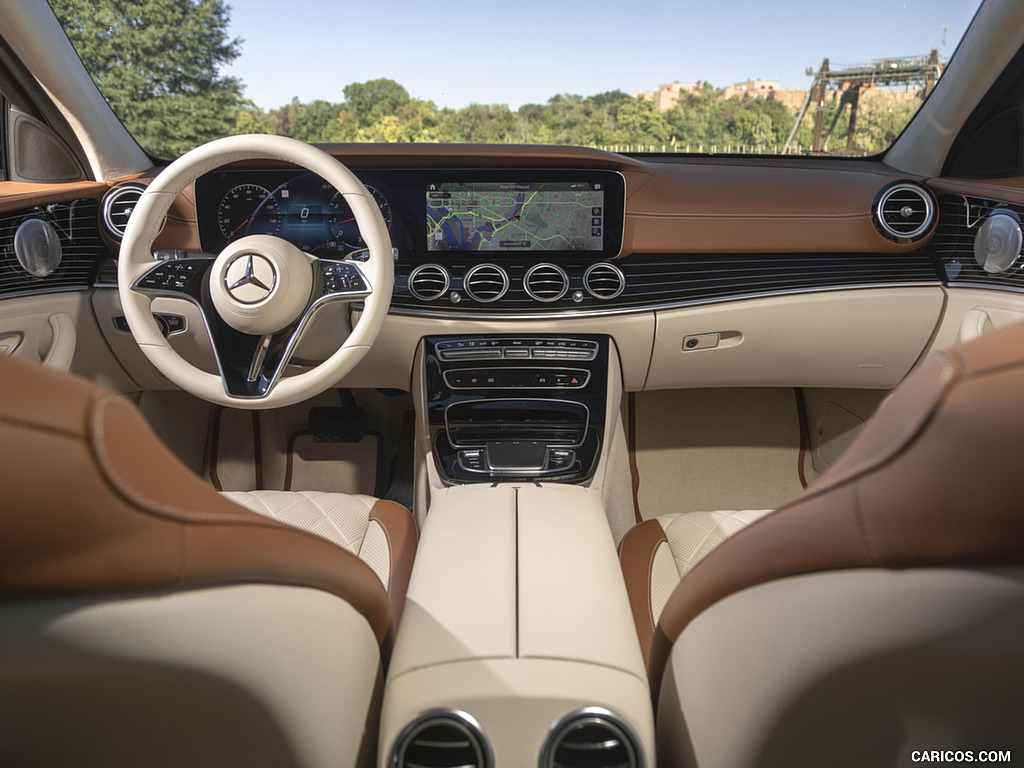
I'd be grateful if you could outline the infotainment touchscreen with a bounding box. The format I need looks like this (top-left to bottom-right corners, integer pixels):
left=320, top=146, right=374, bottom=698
left=426, top=179, right=612, bottom=254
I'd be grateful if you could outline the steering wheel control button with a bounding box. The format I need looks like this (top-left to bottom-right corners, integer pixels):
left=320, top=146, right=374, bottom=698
left=136, top=259, right=206, bottom=294
left=321, top=261, right=369, bottom=295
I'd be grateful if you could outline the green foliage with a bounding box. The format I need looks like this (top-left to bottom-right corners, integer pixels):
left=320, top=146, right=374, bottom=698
left=47, top=0, right=924, bottom=159
left=50, top=0, right=244, bottom=159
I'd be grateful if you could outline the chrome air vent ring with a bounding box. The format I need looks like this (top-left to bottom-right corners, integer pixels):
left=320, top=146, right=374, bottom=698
left=541, top=707, right=643, bottom=768
left=408, top=263, right=451, bottom=301
left=464, top=263, right=509, bottom=302
left=583, top=262, right=625, bottom=299
left=873, top=182, right=936, bottom=243
left=391, top=709, right=492, bottom=768
left=524, top=263, right=569, bottom=302
left=102, top=183, right=146, bottom=240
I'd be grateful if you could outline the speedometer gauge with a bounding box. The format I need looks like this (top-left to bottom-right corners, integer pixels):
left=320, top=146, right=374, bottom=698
left=218, top=184, right=282, bottom=241
left=327, top=186, right=392, bottom=251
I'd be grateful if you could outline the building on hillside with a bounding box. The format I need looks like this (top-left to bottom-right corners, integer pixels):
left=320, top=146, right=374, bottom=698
left=630, top=81, right=700, bottom=111
left=721, top=79, right=779, bottom=99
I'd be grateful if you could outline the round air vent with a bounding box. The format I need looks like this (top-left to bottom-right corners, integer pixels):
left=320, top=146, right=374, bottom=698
left=524, top=263, right=569, bottom=302
left=541, top=708, right=642, bottom=768
left=464, top=263, right=509, bottom=302
left=583, top=262, right=625, bottom=299
left=873, top=182, right=936, bottom=243
left=973, top=210, right=1023, bottom=274
left=408, top=263, right=451, bottom=301
left=391, top=711, right=492, bottom=768
left=102, top=183, right=146, bottom=240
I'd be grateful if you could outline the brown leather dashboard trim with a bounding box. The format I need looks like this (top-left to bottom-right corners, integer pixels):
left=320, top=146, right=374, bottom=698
left=0, top=180, right=107, bottom=213
left=929, top=176, right=1024, bottom=206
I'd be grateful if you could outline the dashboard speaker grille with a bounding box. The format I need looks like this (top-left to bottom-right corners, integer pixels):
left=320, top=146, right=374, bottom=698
left=102, top=184, right=145, bottom=240
left=583, top=262, right=625, bottom=299
left=409, top=263, right=451, bottom=301
left=392, top=712, right=491, bottom=768
left=874, top=182, right=936, bottom=242
left=542, top=710, right=641, bottom=768
left=525, top=263, right=569, bottom=302
left=464, top=263, right=509, bottom=302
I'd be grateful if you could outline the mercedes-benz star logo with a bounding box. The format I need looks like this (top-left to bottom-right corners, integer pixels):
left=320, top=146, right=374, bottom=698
left=224, top=253, right=277, bottom=304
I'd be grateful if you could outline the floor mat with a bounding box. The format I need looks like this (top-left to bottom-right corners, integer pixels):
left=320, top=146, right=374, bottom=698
left=285, top=432, right=381, bottom=495
left=208, top=408, right=260, bottom=491
left=632, top=388, right=805, bottom=519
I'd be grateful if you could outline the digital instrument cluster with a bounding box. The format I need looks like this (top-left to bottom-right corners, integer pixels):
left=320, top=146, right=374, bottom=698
left=195, top=170, right=399, bottom=257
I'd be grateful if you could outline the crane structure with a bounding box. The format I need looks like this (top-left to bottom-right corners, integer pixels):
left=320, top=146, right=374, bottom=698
left=783, top=50, right=944, bottom=154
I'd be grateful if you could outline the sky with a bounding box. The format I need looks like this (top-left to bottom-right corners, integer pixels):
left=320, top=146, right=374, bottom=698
left=223, top=0, right=983, bottom=112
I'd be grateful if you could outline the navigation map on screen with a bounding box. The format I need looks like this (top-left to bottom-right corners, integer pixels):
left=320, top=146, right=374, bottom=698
left=426, top=181, right=605, bottom=252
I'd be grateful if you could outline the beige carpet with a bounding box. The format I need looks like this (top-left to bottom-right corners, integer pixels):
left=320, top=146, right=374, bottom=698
left=285, top=432, right=380, bottom=495
left=632, top=388, right=805, bottom=519
left=208, top=397, right=384, bottom=495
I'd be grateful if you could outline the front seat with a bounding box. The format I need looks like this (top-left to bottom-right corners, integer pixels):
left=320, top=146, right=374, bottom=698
left=0, top=352, right=417, bottom=768
left=620, top=322, right=1024, bottom=767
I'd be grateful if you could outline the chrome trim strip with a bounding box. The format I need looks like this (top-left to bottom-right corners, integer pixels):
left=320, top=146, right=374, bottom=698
left=387, top=280, right=944, bottom=320
left=442, top=366, right=591, bottom=390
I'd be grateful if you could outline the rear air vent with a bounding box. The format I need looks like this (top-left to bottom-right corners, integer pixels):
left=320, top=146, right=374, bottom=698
left=524, top=263, right=569, bottom=302
left=392, top=712, right=491, bottom=768
left=873, top=182, right=936, bottom=243
left=583, top=262, right=625, bottom=299
left=102, top=184, right=145, bottom=240
left=464, top=263, right=509, bottom=302
left=409, top=263, right=451, bottom=301
left=542, top=709, right=641, bottom=768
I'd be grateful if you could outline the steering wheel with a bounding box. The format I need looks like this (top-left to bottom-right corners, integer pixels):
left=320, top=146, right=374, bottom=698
left=118, top=135, right=393, bottom=409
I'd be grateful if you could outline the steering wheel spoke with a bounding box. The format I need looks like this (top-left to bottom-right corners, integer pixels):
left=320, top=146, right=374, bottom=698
left=216, top=327, right=298, bottom=399
left=131, top=257, right=212, bottom=300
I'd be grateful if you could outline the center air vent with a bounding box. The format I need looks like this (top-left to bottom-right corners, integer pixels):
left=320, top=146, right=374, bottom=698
left=102, top=183, right=145, bottom=240
left=392, top=711, right=491, bottom=768
left=524, top=263, right=569, bottom=302
left=464, top=263, right=509, bottom=302
left=542, top=709, right=641, bottom=768
left=583, top=262, right=625, bottom=299
left=873, top=182, right=936, bottom=243
left=409, top=263, right=451, bottom=301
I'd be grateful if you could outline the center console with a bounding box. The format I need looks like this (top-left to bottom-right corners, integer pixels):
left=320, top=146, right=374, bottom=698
left=380, top=484, right=654, bottom=768
left=425, top=334, right=608, bottom=483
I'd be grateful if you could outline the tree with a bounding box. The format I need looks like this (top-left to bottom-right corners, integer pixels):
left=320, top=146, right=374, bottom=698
left=49, top=0, right=245, bottom=159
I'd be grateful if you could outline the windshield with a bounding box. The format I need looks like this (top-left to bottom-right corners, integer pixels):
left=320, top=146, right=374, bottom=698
left=48, top=0, right=982, bottom=161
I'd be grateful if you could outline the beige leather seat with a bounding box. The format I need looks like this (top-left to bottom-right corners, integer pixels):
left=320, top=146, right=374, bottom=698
left=620, top=322, right=1024, bottom=767
left=0, top=353, right=417, bottom=768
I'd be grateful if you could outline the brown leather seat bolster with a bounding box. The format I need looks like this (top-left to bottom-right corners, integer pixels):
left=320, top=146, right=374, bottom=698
left=369, top=498, right=419, bottom=629
left=0, top=354, right=393, bottom=644
left=618, top=519, right=668, bottom=669
left=647, top=322, right=1024, bottom=702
